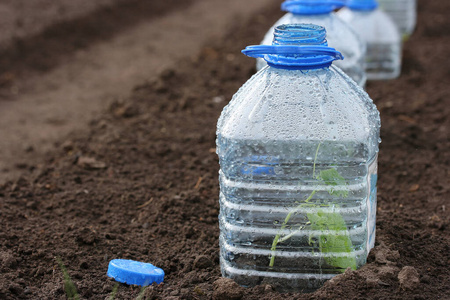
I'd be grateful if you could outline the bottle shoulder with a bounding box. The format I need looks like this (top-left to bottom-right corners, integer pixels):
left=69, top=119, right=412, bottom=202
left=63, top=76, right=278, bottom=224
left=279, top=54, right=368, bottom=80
left=217, top=67, right=380, bottom=144
left=337, top=8, right=401, bottom=43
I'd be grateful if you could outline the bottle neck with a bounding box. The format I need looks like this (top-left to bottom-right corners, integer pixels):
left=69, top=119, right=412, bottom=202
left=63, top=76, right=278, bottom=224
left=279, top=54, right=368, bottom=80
left=242, top=24, right=343, bottom=71
left=272, top=24, right=327, bottom=46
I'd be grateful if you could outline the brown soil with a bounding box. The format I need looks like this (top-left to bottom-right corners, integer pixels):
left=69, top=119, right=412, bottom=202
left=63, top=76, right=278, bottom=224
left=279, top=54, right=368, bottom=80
left=0, top=0, right=272, bottom=183
left=0, top=0, right=117, bottom=49
left=1, top=0, right=449, bottom=299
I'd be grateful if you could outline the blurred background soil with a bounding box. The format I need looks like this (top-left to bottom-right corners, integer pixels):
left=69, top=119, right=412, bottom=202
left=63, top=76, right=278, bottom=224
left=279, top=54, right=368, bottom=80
left=0, top=0, right=116, bottom=49
left=0, top=0, right=272, bottom=183
left=0, top=0, right=449, bottom=299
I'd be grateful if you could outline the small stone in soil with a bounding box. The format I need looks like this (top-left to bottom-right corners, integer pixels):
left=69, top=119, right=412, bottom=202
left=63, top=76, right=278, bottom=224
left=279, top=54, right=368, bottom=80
left=61, top=141, right=74, bottom=152
left=77, top=156, right=107, bottom=170
left=1, top=252, right=17, bottom=269
left=75, top=228, right=97, bottom=245
left=264, top=284, right=274, bottom=293
left=398, top=266, right=420, bottom=290
left=213, top=278, right=244, bottom=300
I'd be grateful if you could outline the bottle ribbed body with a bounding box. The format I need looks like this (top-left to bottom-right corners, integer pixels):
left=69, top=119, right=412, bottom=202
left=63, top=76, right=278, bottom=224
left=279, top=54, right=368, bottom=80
left=337, top=8, right=402, bottom=80
left=378, top=0, right=417, bottom=38
left=216, top=65, right=380, bottom=291
left=258, top=13, right=367, bottom=87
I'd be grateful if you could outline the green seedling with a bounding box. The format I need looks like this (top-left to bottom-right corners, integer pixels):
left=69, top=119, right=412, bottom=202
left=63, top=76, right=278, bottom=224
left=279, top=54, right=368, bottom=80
left=57, top=257, right=80, bottom=300
left=108, top=283, right=119, bottom=300
left=307, top=208, right=356, bottom=270
left=136, top=285, right=148, bottom=300
left=269, top=143, right=357, bottom=271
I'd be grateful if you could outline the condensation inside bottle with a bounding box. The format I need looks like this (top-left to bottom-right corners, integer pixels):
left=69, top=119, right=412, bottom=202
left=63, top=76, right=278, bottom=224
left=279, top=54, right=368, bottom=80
left=216, top=55, right=380, bottom=291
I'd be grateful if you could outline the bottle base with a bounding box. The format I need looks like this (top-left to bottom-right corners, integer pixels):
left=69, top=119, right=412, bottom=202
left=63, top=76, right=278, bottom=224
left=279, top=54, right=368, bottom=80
left=221, top=260, right=336, bottom=293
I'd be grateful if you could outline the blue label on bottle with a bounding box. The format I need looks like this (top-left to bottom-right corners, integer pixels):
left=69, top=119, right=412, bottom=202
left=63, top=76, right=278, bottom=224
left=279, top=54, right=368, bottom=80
left=366, top=157, right=378, bottom=251
left=240, top=155, right=277, bottom=176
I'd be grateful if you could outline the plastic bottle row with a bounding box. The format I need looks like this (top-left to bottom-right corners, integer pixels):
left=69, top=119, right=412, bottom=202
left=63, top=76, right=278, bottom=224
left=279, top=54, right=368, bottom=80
left=257, top=0, right=417, bottom=86
left=214, top=0, right=417, bottom=293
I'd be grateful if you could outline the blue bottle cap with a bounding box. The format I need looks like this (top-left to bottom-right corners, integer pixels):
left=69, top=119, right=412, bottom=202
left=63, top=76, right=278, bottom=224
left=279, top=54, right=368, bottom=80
left=107, top=259, right=164, bottom=286
left=346, top=0, right=378, bottom=11
left=282, top=0, right=345, bottom=15
left=243, top=24, right=342, bottom=70
left=242, top=45, right=343, bottom=70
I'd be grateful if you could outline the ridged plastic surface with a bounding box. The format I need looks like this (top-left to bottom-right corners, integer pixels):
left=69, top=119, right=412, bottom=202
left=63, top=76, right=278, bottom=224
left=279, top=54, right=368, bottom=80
left=216, top=65, right=380, bottom=291
left=257, top=13, right=367, bottom=87
left=337, top=7, right=402, bottom=80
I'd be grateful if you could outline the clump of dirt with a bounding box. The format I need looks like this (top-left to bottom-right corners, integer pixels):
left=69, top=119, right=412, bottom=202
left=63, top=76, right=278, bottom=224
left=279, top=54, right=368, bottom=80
left=398, top=266, right=420, bottom=290
left=0, top=0, right=449, bottom=299
left=213, top=278, right=245, bottom=300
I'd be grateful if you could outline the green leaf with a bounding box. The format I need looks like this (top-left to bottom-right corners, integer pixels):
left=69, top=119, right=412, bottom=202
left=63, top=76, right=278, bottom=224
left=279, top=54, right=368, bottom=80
left=269, top=143, right=355, bottom=270
left=319, top=168, right=349, bottom=198
left=57, top=258, right=80, bottom=300
left=307, top=210, right=357, bottom=272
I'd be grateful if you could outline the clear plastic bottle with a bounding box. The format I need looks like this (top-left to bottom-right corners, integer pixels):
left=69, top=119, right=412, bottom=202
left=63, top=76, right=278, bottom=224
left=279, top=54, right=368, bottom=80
left=257, top=0, right=367, bottom=88
left=378, top=0, right=417, bottom=39
left=216, top=24, right=380, bottom=292
left=337, top=0, right=402, bottom=80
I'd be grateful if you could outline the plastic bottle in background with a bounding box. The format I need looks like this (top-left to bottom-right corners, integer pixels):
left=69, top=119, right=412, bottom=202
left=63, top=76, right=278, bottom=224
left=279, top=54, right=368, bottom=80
left=217, top=24, right=380, bottom=292
left=337, top=0, right=402, bottom=80
left=378, top=0, right=417, bottom=40
left=258, top=0, right=367, bottom=88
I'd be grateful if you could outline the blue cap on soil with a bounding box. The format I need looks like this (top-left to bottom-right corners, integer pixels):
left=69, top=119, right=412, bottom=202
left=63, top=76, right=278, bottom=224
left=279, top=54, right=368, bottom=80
left=107, top=259, right=164, bottom=286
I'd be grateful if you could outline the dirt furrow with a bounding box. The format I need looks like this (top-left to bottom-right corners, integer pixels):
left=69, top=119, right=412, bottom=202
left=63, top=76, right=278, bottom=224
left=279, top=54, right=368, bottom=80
left=0, top=0, right=274, bottom=183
